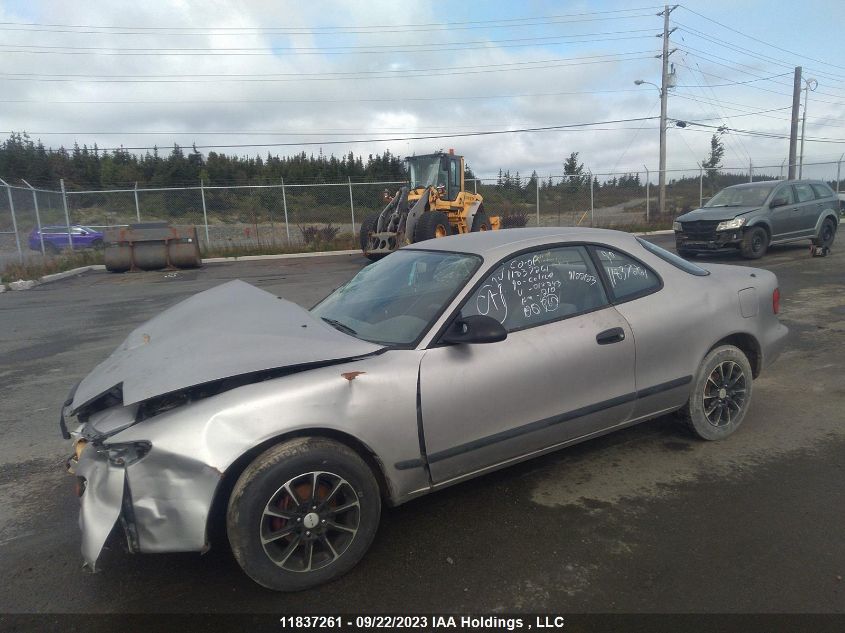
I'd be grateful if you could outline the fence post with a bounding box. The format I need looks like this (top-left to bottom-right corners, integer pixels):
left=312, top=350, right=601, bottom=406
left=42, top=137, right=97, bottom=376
left=199, top=179, right=210, bottom=247
left=644, top=165, right=650, bottom=223
left=780, top=159, right=785, bottom=180
left=699, top=164, right=704, bottom=208
left=0, top=179, right=23, bottom=263
left=60, top=178, right=74, bottom=251
left=837, top=154, right=843, bottom=194
left=473, top=178, right=477, bottom=194
left=281, top=178, right=291, bottom=245
left=749, top=159, right=753, bottom=183
left=133, top=181, right=141, bottom=223
left=589, top=172, right=594, bottom=227
left=348, top=177, right=356, bottom=237
left=21, top=179, right=45, bottom=255
left=535, top=176, right=540, bottom=227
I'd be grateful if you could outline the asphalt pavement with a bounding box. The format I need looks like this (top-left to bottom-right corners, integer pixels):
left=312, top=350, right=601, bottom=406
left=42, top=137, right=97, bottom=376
left=0, top=234, right=842, bottom=615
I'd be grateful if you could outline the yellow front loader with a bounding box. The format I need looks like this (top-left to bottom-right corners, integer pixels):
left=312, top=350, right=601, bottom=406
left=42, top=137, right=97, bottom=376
left=360, top=150, right=500, bottom=260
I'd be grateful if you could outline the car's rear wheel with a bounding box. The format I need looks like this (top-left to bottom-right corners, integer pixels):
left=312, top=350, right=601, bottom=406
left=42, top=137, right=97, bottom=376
left=683, top=345, right=753, bottom=441
left=45, top=242, right=60, bottom=255
left=227, top=437, right=381, bottom=591
left=740, top=226, right=768, bottom=259
left=91, top=238, right=104, bottom=250
left=813, top=217, right=837, bottom=248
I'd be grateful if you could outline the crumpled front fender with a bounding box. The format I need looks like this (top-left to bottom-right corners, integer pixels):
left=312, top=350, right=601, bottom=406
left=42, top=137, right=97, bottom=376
left=76, top=445, right=125, bottom=570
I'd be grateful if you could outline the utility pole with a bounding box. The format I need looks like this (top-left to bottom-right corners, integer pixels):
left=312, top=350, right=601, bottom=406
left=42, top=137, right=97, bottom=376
left=799, top=77, right=818, bottom=179
left=657, top=5, right=677, bottom=215
left=788, top=66, right=802, bottom=180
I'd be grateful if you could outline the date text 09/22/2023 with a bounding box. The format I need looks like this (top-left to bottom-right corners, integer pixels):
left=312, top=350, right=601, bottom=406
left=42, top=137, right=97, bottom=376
left=277, top=615, right=567, bottom=630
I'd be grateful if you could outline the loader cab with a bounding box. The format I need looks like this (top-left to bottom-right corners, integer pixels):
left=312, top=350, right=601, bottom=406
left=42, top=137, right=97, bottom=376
left=407, top=152, right=463, bottom=201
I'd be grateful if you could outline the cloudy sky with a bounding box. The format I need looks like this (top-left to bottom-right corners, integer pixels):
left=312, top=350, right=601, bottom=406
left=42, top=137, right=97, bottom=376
left=3, top=0, right=845, bottom=181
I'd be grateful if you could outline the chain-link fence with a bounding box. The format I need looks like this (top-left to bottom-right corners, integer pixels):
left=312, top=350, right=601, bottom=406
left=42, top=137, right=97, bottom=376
left=2, top=159, right=844, bottom=265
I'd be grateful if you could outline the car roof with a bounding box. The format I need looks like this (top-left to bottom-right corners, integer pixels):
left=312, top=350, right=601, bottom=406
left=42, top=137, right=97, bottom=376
left=405, top=226, right=642, bottom=258
left=725, top=179, right=829, bottom=190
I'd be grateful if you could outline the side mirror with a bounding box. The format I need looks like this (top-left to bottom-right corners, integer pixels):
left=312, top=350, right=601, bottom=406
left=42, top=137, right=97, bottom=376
left=441, top=314, right=507, bottom=345
left=771, top=196, right=789, bottom=208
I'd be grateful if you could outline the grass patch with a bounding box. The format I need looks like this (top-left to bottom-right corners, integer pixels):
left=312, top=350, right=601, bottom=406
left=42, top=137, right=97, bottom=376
left=1, top=249, right=104, bottom=284
left=203, top=236, right=357, bottom=259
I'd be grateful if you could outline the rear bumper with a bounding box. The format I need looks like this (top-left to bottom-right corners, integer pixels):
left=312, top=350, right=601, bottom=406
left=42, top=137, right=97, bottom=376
left=761, top=322, right=790, bottom=370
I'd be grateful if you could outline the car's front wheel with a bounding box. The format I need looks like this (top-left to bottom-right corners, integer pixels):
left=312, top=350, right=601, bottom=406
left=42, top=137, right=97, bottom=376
left=740, top=226, right=768, bottom=259
left=683, top=345, right=753, bottom=440
left=227, top=437, right=381, bottom=591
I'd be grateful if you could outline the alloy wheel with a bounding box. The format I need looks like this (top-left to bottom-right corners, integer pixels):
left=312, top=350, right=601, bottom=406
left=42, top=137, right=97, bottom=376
left=703, top=361, right=747, bottom=427
left=260, top=471, right=360, bottom=572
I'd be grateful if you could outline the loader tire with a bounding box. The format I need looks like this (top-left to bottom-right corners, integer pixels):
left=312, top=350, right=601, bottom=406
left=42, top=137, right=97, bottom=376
left=414, top=211, right=452, bottom=243
left=359, top=213, right=384, bottom=261
left=471, top=208, right=491, bottom=232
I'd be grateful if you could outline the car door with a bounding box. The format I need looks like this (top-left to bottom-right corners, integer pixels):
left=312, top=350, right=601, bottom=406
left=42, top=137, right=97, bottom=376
left=792, top=183, right=819, bottom=235
left=418, top=244, right=636, bottom=485
left=592, top=246, right=696, bottom=419
left=767, top=184, right=798, bottom=238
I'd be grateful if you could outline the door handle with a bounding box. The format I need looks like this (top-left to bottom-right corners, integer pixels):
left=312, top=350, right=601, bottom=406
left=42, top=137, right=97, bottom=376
left=596, top=327, right=626, bottom=345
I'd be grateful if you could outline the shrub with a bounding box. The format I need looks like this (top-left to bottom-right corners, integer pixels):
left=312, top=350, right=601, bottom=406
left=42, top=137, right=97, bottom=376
left=501, top=209, right=529, bottom=228
left=300, top=223, right=341, bottom=245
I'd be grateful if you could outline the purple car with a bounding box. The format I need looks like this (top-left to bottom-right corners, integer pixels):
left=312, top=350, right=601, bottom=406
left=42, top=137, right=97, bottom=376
left=29, top=225, right=104, bottom=253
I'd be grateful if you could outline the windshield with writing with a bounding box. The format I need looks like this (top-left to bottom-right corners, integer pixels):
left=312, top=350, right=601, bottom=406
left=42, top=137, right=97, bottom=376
left=408, top=156, right=444, bottom=189
left=311, top=249, right=481, bottom=345
left=705, top=183, right=776, bottom=208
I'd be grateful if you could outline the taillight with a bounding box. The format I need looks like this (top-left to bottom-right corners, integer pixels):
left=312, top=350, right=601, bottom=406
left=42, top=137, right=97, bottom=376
left=772, top=288, right=780, bottom=314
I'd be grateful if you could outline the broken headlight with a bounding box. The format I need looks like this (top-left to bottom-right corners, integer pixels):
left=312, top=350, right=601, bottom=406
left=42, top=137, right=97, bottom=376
left=100, top=441, right=152, bottom=467
left=716, top=217, right=746, bottom=231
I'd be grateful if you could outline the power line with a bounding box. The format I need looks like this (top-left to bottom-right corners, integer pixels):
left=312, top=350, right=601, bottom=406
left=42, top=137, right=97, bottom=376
left=0, top=52, right=655, bottom=83
left=672, top=70, right=791, bottom=89
left=20, top=116, right=664, bottom=151
left=0, top=7, right=663, bottom=31
left=0, top=87, right=645, bottom=105
left=0, top=29, right=659, bottom=56
left=678, top=5, right=845, bottom=72
left=0, top=12, right=660, bottom=36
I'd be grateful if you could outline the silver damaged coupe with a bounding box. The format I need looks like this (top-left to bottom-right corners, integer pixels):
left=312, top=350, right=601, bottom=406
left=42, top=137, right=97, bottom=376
left=61, top=228, right=788, bottom=590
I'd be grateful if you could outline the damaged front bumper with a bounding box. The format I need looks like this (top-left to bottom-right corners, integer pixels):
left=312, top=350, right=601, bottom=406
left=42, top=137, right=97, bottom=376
left=73, top=444, right=126, bottom=570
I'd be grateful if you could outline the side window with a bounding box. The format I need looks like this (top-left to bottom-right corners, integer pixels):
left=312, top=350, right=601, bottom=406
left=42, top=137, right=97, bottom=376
left=773, top=185, right=794, bottom=205
left=461, top=246, right=608, bottom=332
left=811, top=183, right=834, bottom=199
left=794, top=183, right=815, bottom=203
left=594, top=247, right=659, bottom=301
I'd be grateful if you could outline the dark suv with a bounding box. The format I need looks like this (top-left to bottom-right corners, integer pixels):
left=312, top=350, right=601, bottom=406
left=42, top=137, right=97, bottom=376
left=674, top=180, right=839, bottom=259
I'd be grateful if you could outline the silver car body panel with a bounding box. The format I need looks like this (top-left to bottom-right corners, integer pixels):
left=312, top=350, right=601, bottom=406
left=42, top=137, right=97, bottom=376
left=69, top=227, right=789, bottom=569
left=71, top=279, right=383, bottom=411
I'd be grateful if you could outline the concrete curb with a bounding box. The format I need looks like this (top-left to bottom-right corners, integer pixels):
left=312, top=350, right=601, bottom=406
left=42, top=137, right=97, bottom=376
left=39, top=265, right=106, bottom=285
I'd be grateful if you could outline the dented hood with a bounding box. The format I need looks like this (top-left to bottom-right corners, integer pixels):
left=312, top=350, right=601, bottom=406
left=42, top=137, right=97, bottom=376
left=72, top=280, right=382, bottom=410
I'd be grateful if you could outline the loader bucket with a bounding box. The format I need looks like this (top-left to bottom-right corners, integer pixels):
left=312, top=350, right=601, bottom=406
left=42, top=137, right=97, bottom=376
left=104, top=223, right=202, bottom=272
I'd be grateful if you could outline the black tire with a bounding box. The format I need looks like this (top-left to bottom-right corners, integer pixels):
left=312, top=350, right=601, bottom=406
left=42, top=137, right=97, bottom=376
left=91, top=239, right=104, bottom=250
left=227, top=437, right=381, bottom=592
left=413, top=211, right=452, bottom=243
left=812, top=217, right=837, bottom=248
left=740, top=226, right=768, bottom=259
left=681, top=345, right=753, bottom=441
left=359, top=212, right=383, bottom=261
left=44, top=242, right=60, bottom=255
left=471, top=207, right=491, bottom=232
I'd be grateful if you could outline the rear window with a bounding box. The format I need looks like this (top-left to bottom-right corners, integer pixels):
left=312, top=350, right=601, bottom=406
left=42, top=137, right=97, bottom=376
left=636, top=238, right=710, bottom=276
left=811, top=183, right=834, bottom=199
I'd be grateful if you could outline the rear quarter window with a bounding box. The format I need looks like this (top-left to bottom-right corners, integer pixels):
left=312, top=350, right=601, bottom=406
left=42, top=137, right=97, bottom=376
left=811, top=183, right=834, bottom=199
left=593, top=246, right=661, bottom=301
